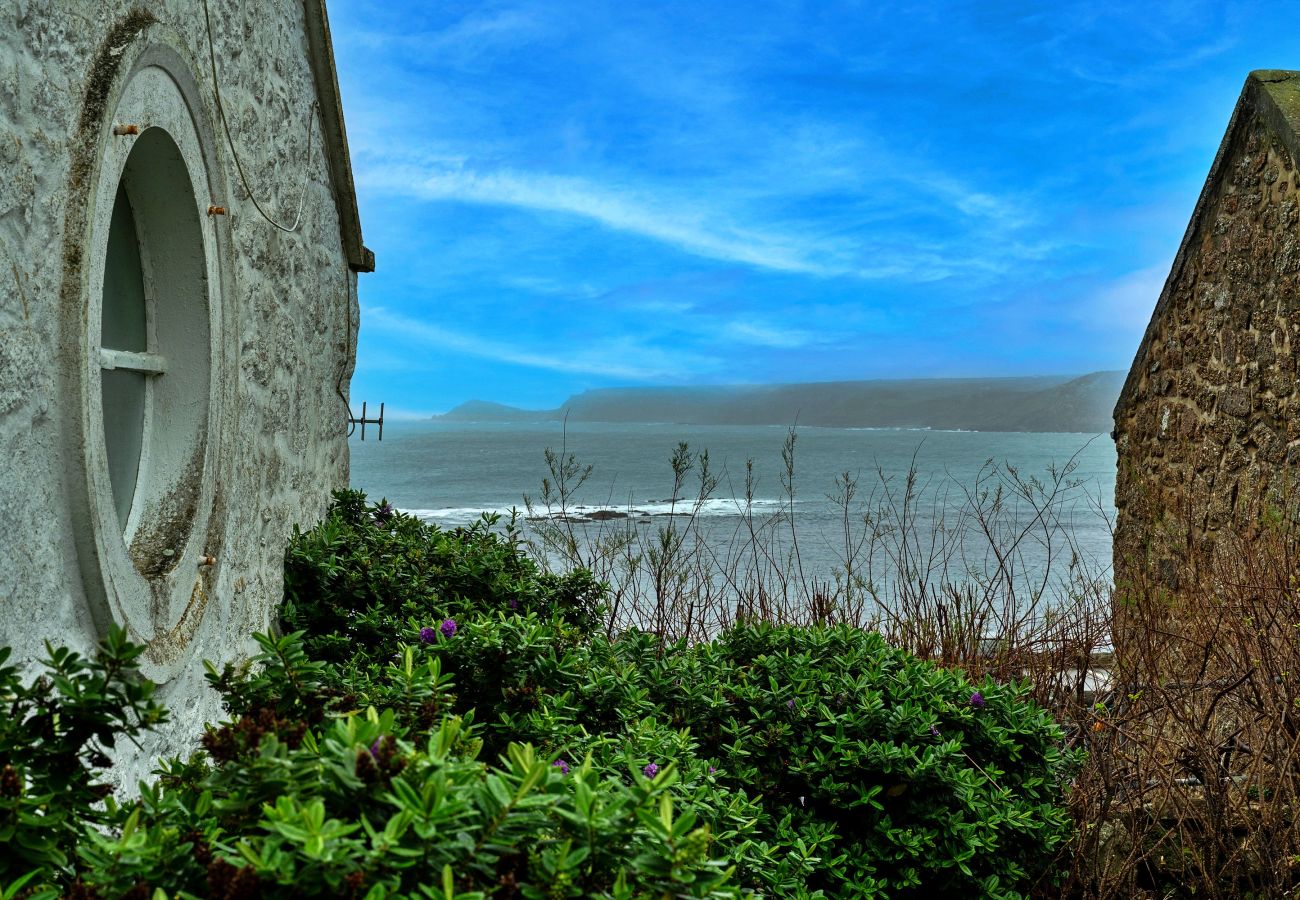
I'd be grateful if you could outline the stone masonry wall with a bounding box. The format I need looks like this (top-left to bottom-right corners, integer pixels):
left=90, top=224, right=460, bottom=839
left=1114, top=72, right=1300, bottom=607
left=0, top=0, right=360, bottom=779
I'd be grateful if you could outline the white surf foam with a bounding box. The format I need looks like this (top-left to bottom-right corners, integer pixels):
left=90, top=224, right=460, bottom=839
left=401, top=496, right=792, bottom=527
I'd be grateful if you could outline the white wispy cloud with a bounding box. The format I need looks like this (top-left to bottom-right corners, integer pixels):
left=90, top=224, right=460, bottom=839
left=352, top=9, right=551, bottom=62
left=358, top=158, right=1053, bottom=285
left=905, top=173, right=1030, bottom=228
left=723, top=321, right=819, bottom=348
left=499, top=275, right=603, bottom=299
left=1075, top=264, right=1167, bottom=331
left=629, top=299, right=696, bottom=315
left=363, top=305, right=713, bottom=380
left=1044, top=3, right=1239, bottom=89
left=362, top=163, right=850, bottom=276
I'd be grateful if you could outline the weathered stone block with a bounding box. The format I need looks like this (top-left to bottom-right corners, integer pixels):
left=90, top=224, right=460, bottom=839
left=1223, top=443, right=1249, bottom=472
left=1258, top=428, right=1287, bottom=464
left=1219, top=387, right=1252, bottom=418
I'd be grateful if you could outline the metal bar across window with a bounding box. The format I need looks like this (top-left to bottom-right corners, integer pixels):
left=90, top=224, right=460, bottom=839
left=98, top=347, right=168, bottom=376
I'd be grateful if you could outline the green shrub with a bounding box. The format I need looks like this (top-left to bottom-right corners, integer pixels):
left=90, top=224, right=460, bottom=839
left=272, top=493, right=1080, bottom=898
left=662, top=623, right=1081, bottom=897
left=0, top=628, right=166, bottom=887
left=205, top=625, right=769, bottom=896
left=1, top=491, right=1078, bottom=899
left=379, top=616, right=1079, bottom=897
left=82, top=714, right=741, bottom=898
left=281, top=489, right=605, bottom=666
left=4, top=630, right=743, bottom=899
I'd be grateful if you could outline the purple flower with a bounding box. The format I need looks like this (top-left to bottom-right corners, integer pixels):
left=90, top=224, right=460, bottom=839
left=374, top=502, right=395, bottom=524
left=708, top=766, right=717, bottom=775
left=441, top=618, right=458, bottom=638
left=970, top=691, right=985, bottom=709
left=369, top=739, right=382, bottom=758
left=552, top=759, right=569, bottom=775
left=930, top=724, right=941, bottom=737
left=786, top=699, right=796, bottom=710
left=643, top=762, right=659, bottom=779
left=509, top=598, right=519, bottom=610
left=419, top=626, right=437, bottom=644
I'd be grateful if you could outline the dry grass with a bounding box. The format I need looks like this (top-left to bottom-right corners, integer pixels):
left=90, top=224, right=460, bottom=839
left=1062, top=517, right=1300, bottom=899
left=524, top=428, right=1112, bottom=659
left=521, top=430, right=1300, bottom=896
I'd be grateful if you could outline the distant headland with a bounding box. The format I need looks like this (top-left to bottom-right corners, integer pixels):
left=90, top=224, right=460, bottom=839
left=433, top=371, right=1126, bottom=433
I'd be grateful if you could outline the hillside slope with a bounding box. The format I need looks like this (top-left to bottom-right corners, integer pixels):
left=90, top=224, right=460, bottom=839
left=434, top=371, right=1125, bottom=433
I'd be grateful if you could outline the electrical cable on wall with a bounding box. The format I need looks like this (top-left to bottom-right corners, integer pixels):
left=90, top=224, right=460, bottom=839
left=339, top=266, right=357, bottom=437
left=200, top=0, right=376, bottom=438
left=200, top=0, right=318, bottom=234
left=314, top=91, right=361, bottom=437
left=200, top=0, right=358, bottom=435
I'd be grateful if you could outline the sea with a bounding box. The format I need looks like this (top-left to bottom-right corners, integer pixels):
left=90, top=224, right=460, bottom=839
left=349, top=421, right=1116, bottom=603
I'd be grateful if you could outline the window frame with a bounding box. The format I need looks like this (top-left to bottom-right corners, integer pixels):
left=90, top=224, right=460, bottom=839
left=65, top=37, right=234, bottom=677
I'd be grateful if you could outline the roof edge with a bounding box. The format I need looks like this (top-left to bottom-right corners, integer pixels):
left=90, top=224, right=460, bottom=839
left=1252, top=70, right=1300, bottom=168
left=1113, top=70, right=1300, bottom=422
left=301, top=0, right=374, bottom=273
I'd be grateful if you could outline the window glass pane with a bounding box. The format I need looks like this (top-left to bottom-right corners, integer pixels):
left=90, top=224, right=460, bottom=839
left=102, top=369, right=146, bottom=527
left=102, top=185, right=147, bottom=352
left=102, top=184, right=149, bottom=527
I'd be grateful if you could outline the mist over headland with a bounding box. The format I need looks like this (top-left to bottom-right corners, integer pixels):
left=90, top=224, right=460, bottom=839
left=433, top=371, right=1125, bottom=434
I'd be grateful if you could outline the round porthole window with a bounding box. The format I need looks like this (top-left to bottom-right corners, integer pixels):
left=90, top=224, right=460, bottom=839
left=100, top=129, right=212, bottom=540
left=68, top=37, right=231, bottom=675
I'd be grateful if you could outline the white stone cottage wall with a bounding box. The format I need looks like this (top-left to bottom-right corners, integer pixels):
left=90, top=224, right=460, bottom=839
left=0, top=1, right=363, bottom=776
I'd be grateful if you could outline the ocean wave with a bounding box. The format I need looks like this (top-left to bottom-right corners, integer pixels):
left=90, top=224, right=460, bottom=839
left=403, top=506, right=522, bottom=523
left=838, top=426, right=985, bottom=434
left=402, top=497, right=792, bottom=526
left=602, top=497, right=789, bottom=517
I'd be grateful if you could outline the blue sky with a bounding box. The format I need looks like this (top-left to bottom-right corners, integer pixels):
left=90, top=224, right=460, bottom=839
left=330, top=1, right=1292, bottom=415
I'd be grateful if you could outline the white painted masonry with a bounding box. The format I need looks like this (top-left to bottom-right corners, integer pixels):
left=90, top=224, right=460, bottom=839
left=0, top=1, right=371, bottom=780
